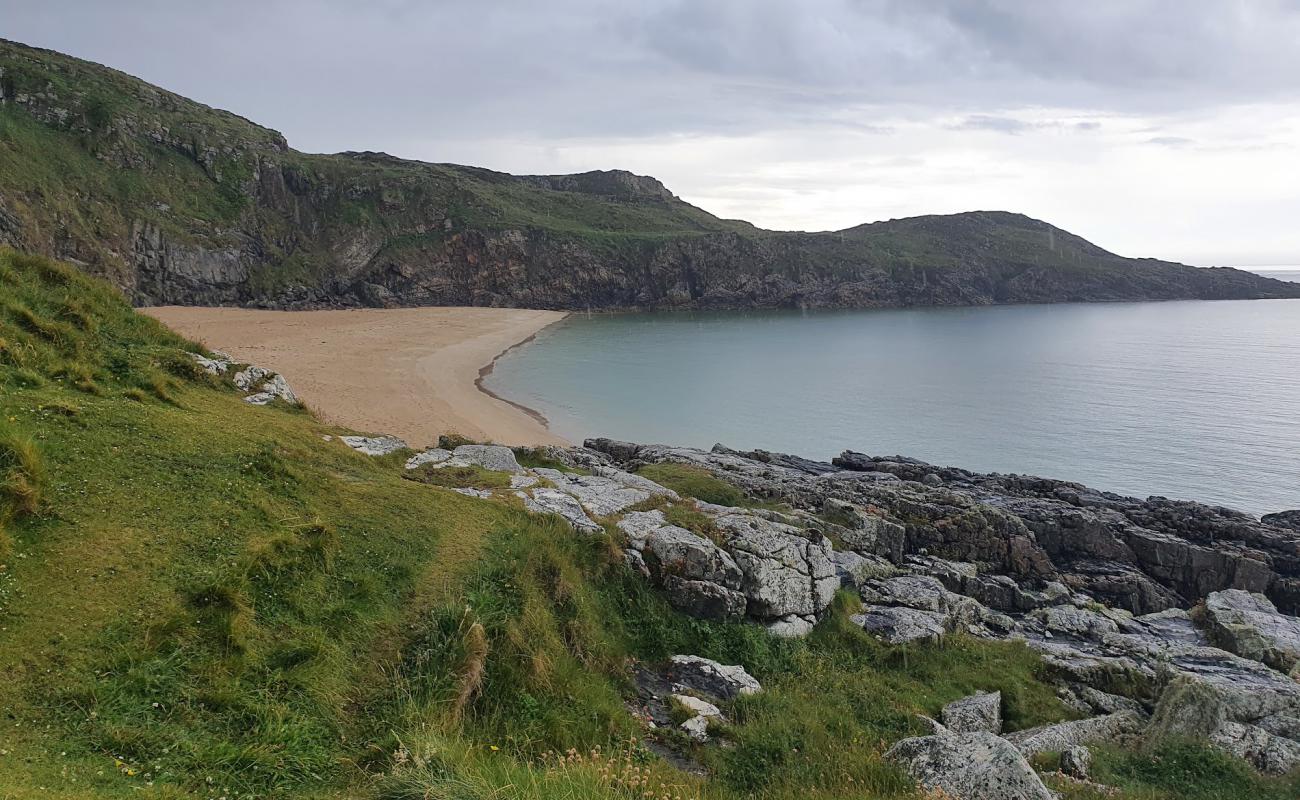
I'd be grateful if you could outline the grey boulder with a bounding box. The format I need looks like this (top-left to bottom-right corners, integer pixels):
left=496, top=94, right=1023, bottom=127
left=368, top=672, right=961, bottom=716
left=340, top=435, right=409, bottom=456
left=1060, top=745, right=1092, bottom=779
left=885, top=732, right=1054, bottom=800
left=452, top=444, right=524, bottom=474
left=519, top=488, right=602, bottom=532
left=668, top=655, right=761, bottom=700
left=853, top=606, right=949, bottom=644
left=941, top=691, right=1002, bottom=734
left=715, top=513, right=838, bottom=619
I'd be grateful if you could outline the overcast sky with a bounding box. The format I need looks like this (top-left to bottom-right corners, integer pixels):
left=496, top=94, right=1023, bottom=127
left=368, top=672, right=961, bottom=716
left=6, top=0, right=1300, bottom=265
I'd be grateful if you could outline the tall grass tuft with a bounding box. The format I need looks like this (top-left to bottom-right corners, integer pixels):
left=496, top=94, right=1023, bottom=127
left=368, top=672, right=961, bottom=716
left=0, top=426, right=47, bottom=523
left=451, top=619, right=489, bottom=726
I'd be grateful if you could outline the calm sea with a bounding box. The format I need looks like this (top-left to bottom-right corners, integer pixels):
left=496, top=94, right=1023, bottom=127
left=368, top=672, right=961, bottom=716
left=488, top=287, right=1300, bottom=515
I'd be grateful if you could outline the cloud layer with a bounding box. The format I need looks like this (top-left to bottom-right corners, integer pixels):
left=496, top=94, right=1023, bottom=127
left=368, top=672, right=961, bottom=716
left=6, top=0, right=1300, bottom=263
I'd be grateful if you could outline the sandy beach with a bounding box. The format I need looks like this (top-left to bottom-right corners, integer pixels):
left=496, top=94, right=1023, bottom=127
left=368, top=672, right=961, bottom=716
left=143, top=306, right=570, bottom=448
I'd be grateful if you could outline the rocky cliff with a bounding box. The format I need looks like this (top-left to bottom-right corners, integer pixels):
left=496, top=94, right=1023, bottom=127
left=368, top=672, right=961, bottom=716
left=2, top=37, right=1298, bottom=310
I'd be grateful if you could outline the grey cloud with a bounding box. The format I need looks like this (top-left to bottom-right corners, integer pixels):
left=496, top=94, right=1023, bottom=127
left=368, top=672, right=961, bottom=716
left=949, top=115, right=1036, bottom=134
left=4, top=0, right=1300, bottom=151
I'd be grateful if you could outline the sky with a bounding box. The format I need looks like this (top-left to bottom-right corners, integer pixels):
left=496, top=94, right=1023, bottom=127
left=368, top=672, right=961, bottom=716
left=5, top=0, right=1300, bottom=266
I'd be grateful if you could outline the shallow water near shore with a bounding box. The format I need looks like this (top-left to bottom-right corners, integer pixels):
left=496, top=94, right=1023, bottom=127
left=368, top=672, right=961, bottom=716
left=488, top=298, right=1300, bottom=514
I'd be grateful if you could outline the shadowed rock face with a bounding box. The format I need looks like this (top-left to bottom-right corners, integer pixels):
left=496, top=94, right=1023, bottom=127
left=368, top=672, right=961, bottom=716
left=3, top=38, right=1300, bottom=311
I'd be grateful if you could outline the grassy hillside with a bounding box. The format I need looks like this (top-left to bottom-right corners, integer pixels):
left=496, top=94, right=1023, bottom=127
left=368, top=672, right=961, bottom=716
left=3, top=38, right=1298, bottom=311
left=2, top=250, right=1297, bottom=799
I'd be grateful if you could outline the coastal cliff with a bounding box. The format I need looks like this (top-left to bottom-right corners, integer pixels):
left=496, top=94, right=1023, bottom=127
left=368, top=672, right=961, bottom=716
left=3, top=37, right=1298, bottom=310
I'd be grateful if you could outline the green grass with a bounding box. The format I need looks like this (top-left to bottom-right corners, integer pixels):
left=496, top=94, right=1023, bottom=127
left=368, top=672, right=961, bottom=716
left=1050, top=740, right=1300, bottom=800
left=635, top=463, right=753, bottom=507
left=405, top=463, right=513, bottom=490
left=0, top=249, right=1290, bottom=800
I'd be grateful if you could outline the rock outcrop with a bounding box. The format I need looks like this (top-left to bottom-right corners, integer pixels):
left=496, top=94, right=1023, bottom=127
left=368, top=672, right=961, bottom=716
left=188, top=351, right=300, bottom=407
left=1201, top=589, right=1300, bottom=674
left=885, top=732, right=1055, bottom=800
left=576, top=437, right=1300, bottom=774
left=310, top=425, right=1300, bottom=780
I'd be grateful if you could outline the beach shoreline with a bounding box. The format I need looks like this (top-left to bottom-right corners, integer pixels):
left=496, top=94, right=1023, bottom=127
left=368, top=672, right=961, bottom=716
left=142, top=305, right=570, bottom=448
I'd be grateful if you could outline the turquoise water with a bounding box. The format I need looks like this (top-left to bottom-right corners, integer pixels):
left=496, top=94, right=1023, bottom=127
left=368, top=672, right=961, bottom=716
left=487, top=298, right=1300, bottom=514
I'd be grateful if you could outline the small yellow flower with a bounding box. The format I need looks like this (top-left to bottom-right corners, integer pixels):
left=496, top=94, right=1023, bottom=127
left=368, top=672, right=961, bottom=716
left=489, top=745, right=499, bottom=752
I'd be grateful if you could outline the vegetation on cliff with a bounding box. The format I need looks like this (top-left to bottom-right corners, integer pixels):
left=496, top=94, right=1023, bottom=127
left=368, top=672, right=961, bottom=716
left=2, top=38, right=1298, bottom=311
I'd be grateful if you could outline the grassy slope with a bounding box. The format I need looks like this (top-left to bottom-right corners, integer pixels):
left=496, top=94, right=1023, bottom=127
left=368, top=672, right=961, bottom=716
left=0, top=250, right=1295, bottom=800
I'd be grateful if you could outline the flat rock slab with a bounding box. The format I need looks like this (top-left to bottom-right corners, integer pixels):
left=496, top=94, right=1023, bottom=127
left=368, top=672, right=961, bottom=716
left=451, top=444, right=525, bottom=473
left=519, top=488, right=602, bottom=532
left=405, top=448, right=454, bottom=469
left=533, top=468, right=670, bottom=516
left=341, top=435, right=409, bottom=456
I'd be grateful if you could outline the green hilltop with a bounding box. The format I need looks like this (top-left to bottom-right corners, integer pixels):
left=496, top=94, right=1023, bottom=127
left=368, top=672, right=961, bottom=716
left=1, top=37, right=1298, bottom=309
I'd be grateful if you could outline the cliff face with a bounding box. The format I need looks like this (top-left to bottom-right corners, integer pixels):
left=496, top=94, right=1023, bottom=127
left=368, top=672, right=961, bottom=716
left=2, top=38, right=1298, bottom=310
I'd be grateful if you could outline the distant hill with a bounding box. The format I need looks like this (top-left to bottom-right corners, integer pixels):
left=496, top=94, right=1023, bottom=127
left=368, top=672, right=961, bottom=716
left=1, top=37, right=1297, bottom=309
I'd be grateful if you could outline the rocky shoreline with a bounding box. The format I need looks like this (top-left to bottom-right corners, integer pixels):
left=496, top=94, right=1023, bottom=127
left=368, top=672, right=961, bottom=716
left=350, top=431, right=1300, bottom=789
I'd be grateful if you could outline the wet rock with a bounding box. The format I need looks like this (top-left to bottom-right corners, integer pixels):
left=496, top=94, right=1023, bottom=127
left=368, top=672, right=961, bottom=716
left=884, top=732, right=1054, bottom=800
left=941, top=691, right=1001, bottom=734
left=340, top=435, right=408, bottom=456
left=1005, top=710, right=1145, bottom=756
left=1201, top=589, right=1300, bottom=674
left=668, top=655, right=761, bottom=700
